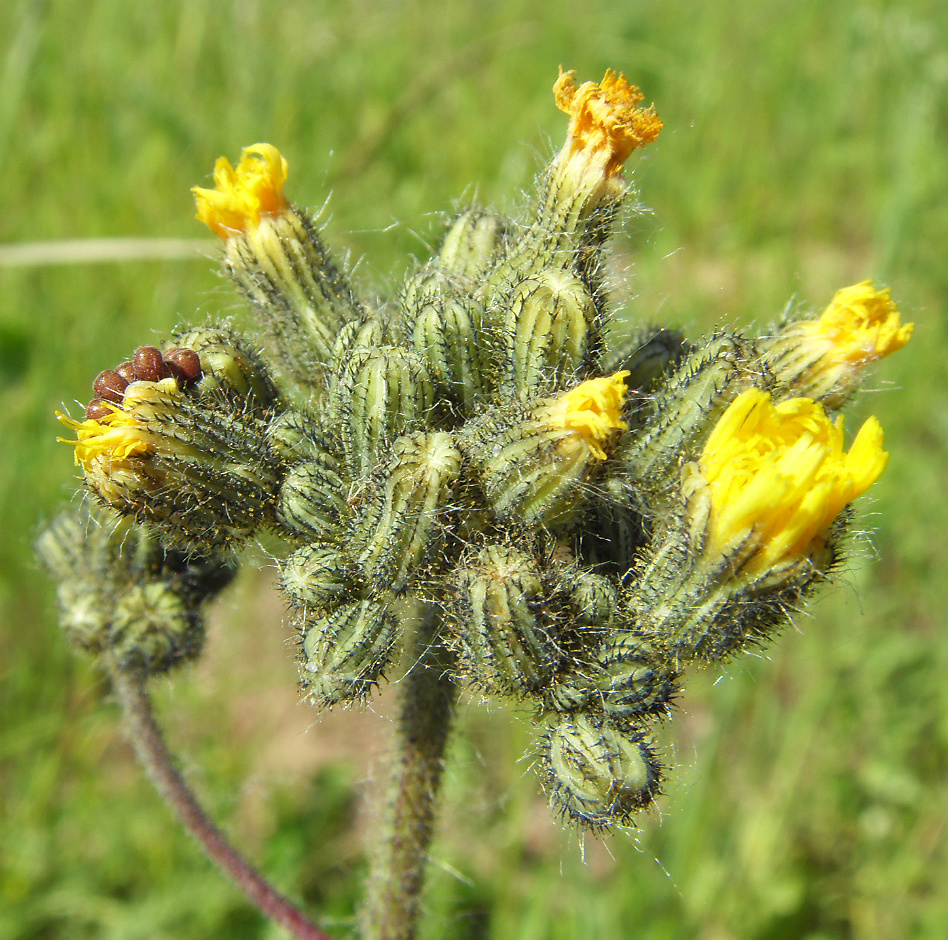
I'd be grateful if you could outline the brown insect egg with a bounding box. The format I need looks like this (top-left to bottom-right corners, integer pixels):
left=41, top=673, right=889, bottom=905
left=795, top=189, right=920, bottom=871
left=92, top=369, right=128, bottom=404
left=133, top=345, right=165, bottom=382
left=115, top=360, right=137, bottom=384
left=85, top=399, right=113, bottom=421
left=164, top=347, right=203, bottom=384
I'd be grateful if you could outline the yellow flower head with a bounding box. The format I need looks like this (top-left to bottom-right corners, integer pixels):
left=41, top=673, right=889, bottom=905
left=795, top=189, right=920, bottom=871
left=799, top=281, right=913, bottom=366
left=553, top=69, right=662, bottom=179
left=193, top=143, right=289, bottom=239
left=57, top=407, right=154, bottom=472
left=690, top=388, right=888, bottom=576
left=542, top=371, right=630, bottom=460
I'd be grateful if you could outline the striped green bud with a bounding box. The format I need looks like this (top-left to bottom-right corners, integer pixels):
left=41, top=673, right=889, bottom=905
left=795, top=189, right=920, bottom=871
left=504, top=269, right=597, bottom=396
left=171, top=326, right=281, bottom=412
left=276, top=451, right=350, bottom=542
left=449, top=545, right=559, bottom=697
left=405, top=275, right=492, bottom=413
left=329, top=346, right=436, bottom=478
left=280, top=543, right=357, bottom=609
left=329, top=314, right=387, bottom=363
left=298, top=599, right=397, bottom=706
left=621, top=333, right=762, bottom=493
left=560, top=567, right=619, bottom=627
left=462, top=373, right=629, bottom=528
left=36, top=506, right=234, bottom=674
left=351, top=431, right=461, bottom=592
left=267, top=408, right=328, bottom=463
left=219, top=204, right=364, bottom=384
left=594, top=633, right=680, bottom=720
left=435, top=208, right=508, bottom=279
left=543, top=713, right=661, bottom=830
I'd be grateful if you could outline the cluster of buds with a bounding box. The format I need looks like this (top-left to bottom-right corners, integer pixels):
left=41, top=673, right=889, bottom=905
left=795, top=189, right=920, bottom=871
left=47, top=69, right=911, bottom=831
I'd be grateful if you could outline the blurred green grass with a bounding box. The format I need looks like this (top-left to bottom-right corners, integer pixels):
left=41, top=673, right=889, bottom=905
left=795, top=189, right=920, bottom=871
left=2, top=1, right=947, bottom=938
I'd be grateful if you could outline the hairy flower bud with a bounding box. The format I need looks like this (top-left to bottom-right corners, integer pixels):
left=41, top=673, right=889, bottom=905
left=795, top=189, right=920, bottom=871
left=170, top=326, right=281, bottom=411
left=503, top=269, right=598, bottom=396
left=58, top=366, right=286, bottom=553
left=761, top=281, right=913, bottom=408
left=594, top=634, right=680, bottom=720
left=449, top=545, right=559, bottom=697
left=435, top=208, right=508, bottom=278
left=276, top=451, right=351, bottom=542
left=350, top=431, right=461, bottom=592
left=36, top=506, right=234, bottom=674
left=328, top=346, right=436, bottom=479
left=298, top=599, right=397, bottom=707
left=463, top=372, right=629, bottom=527
left=193, top=144, right=364, bottom=383
left=542, top=713, right=662, bottom=830
left=621, top=333, right=762, bottom=494
left=280, top=543, right=358, bottom=610
left=403, top=271, right=493, bottom=413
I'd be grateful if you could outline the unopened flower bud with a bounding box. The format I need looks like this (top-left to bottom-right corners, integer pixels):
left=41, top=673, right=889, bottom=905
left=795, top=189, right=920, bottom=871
left=404, top=272, right=492, bottom=413
left=503, top=269, right=598, bottom=396
left=543, top=713, right=661, bottom=829
left=170, top=326, right=280, bottom=411
left=36, top=506, right=234, bottom=674
left=328, top=346, right=436, bottom=478
left=435, top=208, right=508, bottom=278
left=621, top=333, right=761, bottom=493
left=280, top=543, right=357, bottom=610
left=594, top=634, right=680, bottom=720
left=449, top=545, right=559, bottom=697
left=298, top=599, right=397, bottom=707
left=350, top=431, right=461, bottom=592
left=276, top=451, right=350, bottom=542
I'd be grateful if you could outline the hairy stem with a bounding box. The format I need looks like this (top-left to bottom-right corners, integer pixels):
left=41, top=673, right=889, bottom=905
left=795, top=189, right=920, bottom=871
left=360, top=605, right=459, bottom=940
left=107, top=657, right=333, bottom=940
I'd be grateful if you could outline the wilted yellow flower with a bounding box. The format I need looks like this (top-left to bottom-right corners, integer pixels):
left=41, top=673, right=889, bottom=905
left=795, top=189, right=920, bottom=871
left=541, top=371, right=630, bottom=460
left=193, top=143, right=289, bottom=239
left=554, top=70, right=662, bottom=179
left=685, top=388, right=888, bottom=576
left=550, top=70, right=661, bottom=210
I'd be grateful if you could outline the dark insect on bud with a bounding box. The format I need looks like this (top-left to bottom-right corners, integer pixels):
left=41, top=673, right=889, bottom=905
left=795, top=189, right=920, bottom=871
left=133, top=345, right=166, bottom=382
left=92, top=369, right=128, bottom=404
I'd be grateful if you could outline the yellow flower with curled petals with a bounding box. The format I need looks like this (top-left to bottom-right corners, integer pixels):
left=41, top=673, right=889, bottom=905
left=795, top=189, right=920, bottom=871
left=541, top=371, right=630, bottom=460
left=765, top=281, right=912, bottom=406
left=688, top=388, right=888, bottom=577
left=193, top=144, right=289, bottom=239
left=800, top=281, right=913, bottom=365
left=554, top=70, right=663, bottom=179
left=57, top=408, right=155, bottom=471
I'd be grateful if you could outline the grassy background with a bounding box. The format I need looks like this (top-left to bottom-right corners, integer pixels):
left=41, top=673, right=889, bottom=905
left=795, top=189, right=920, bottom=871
left=2, top=0, right=947, bottom=937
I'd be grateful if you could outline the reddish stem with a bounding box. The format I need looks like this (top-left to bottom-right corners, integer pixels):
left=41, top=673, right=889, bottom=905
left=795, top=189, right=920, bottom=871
left=108, top=659, right=334, bottom=940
